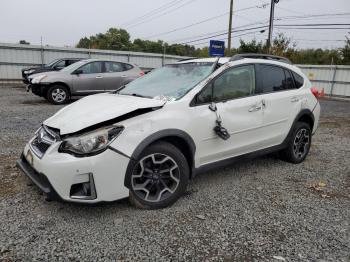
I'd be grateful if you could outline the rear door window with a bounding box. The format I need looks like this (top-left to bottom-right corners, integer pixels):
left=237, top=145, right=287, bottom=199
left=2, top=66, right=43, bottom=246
left=105, top=62, right=124, bottom=73
left=256, top=64, right=288, bottom=94
left=79, top=62, right=103, bottom=74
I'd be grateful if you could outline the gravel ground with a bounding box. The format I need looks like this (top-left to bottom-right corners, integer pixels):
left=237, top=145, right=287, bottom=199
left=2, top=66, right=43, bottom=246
left=0, top=87, right=349, bottom=262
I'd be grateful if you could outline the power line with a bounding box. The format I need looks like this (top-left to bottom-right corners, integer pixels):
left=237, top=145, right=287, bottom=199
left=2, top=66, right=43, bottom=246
left=275, top=23, right=350, bottom=27
left=126, top=0, right=198, bottom=29
left=190, top=30, right=267, bottom=46
left=121, top=0, right=186, bottom=27
left=179, top=23, right=349, bottom=46
left=179, top=25, right=269, bottom=45
left=163, top=12, right=348, bottom=45
left=144, top=12, right=229, bottom=39
left=143, top=3, right=269, bottom=39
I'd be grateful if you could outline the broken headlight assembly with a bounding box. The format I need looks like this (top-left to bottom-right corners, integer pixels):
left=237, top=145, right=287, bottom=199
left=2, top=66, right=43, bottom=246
left=59, top=126, right=124, bottom=156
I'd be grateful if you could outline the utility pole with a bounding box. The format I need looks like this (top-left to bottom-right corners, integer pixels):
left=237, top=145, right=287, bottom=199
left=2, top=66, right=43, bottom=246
left=227, top=0, right=234, bottom=52
left=267, top=0, right=278, bottom=53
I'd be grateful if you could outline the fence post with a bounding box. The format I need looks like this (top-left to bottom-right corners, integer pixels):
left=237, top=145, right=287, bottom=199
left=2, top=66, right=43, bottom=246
left=330, top=66, right=337, bottom=97
left=40, top=39, right=44, bottom=66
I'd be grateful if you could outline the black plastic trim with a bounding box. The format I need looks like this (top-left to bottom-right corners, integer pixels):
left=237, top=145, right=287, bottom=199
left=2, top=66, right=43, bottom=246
left=124, top=129, right=196, bottom=188
left=108, top=146, right=131, bottom=159
left=16, top=154, right=61, bottom=201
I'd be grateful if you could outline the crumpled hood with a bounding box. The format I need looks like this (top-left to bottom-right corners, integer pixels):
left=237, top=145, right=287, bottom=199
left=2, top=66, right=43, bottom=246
left=44, top=93, right=165, bottom=135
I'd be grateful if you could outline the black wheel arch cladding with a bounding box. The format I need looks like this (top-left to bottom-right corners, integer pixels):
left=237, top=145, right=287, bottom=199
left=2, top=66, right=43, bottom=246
left=124, top=129, right=196, bottom=189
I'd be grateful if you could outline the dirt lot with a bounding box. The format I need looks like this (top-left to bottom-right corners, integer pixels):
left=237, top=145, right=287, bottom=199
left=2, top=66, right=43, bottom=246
left=0, top=87, right=349, bottom=261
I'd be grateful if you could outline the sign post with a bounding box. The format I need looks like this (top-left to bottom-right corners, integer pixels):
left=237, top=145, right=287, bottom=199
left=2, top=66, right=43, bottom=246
left=209, top=40, right=225, bottom=57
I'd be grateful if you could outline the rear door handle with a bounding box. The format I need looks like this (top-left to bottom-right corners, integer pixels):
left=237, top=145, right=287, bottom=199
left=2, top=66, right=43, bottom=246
left=96, top=75, right=103, bottom=79
left=121, top=75, right=127, bottom=78
left=291, top=97, right=299, bottom=102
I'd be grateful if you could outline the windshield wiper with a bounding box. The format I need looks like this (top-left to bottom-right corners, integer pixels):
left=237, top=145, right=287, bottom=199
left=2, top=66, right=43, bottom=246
left=118, top=92, right=153, bottom=99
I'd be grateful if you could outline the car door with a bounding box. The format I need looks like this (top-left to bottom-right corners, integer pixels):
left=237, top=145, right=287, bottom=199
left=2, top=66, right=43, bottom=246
left=71, top=61, right=105, bottom=94
left=255, top=64, right=301, bottom=147
left=191, top=64, right=265, bottom=166
left=103, top=61, right=127, bottom=91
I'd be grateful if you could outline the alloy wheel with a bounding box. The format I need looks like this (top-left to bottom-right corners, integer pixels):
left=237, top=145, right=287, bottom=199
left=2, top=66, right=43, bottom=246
left=293, top=128, right=310, bottom=159
left=51, top=88, right=67, bottom=103
left=131, top=153, right=180, bottom=202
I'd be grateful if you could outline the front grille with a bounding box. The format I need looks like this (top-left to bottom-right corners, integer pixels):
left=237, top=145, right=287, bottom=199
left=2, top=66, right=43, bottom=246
left=30, top=126, right=60, bottom=158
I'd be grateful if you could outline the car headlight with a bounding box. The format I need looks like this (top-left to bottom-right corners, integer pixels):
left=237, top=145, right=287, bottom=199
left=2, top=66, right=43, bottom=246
left=31, top=74, right=47, bottom=84
left=24, top=69, right=35, bottom=74
left=59, top=126, right=124, bottom=156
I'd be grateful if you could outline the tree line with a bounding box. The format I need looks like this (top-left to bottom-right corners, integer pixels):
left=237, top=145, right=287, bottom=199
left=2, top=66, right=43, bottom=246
left=76, top=28, right=350, bottom=65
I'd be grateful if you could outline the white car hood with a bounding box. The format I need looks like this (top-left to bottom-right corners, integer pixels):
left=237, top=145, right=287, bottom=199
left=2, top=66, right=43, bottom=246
left=44, top=93, right=165, bottom=135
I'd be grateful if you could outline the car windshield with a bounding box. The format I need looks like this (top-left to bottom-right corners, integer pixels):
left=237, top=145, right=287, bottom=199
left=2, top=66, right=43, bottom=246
left=45, top=59, right=60, bottom=67
left=118, top=62, right=215, bottom=100
left=61, top=60, right=86, bottom=72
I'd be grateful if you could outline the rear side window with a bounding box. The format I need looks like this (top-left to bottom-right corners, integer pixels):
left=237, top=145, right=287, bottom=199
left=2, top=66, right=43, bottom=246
left=256, top=64, right=286, bottom=94
left=284, top=69, right=296, bottom=89
left=123, top=64, right=134, bottom=70
left=292, top=71, right=304, bottom=88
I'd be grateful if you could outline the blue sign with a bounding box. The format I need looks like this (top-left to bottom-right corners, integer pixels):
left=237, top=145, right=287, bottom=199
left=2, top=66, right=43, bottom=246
left=209, top=40, right=225, bottom=57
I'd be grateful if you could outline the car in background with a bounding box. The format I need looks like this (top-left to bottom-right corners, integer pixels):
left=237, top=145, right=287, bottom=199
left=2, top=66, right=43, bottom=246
left=28, top=59, right=144, bottom=104
left=22, top=58, right=82, bottom=84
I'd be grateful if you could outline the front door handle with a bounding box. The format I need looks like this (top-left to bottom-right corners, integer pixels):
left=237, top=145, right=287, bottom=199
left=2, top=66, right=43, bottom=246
left=96, top=75, right=103, bottom=79
left=249, top=105, right=262, bottom=112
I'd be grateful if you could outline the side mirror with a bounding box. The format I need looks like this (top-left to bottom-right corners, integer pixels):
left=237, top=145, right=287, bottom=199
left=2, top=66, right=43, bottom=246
left=54, top=66, right=64, bottom=70
left=209, top=102, right=217, bottom=112
left=73, top=69, right=83, bottom=75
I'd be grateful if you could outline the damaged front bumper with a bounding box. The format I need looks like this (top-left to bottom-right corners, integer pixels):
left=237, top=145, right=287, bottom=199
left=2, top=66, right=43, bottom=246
left=17, top=141, right=131, bottom=203
left=28, top=83, right=50, bottom=97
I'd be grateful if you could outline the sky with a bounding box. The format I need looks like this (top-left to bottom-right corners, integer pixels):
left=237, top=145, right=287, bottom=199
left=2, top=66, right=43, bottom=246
left=0, top=0, right=349, bottom=50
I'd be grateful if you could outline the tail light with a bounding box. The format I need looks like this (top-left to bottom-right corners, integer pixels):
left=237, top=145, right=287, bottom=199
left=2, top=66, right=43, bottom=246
left=311, top=87, right=320, bottom=98
left=139, top=71, right=145, bottom=76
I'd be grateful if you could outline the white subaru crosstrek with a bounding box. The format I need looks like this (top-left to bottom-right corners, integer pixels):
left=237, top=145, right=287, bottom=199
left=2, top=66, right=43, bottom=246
left=17, top=54, right=320, bottom=209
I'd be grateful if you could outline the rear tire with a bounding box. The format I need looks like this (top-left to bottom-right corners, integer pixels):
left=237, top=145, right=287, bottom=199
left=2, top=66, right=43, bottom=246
left=46, top=85, right=70, bottom=105
left=128, top=141, right=189, bottom=209
left=280, top=122, right=312, bottom=164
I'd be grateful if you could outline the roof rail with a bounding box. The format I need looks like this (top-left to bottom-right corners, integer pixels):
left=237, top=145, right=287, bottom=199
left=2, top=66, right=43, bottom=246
left=230, top=53, right=292, bottom=64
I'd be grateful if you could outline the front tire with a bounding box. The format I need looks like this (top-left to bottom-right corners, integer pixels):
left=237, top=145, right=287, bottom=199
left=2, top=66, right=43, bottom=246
left=46, top=85, right=70, bottom=105
left=129, top=141, right=189, bottom=209
left=280, top=122, right=312, bottom=164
